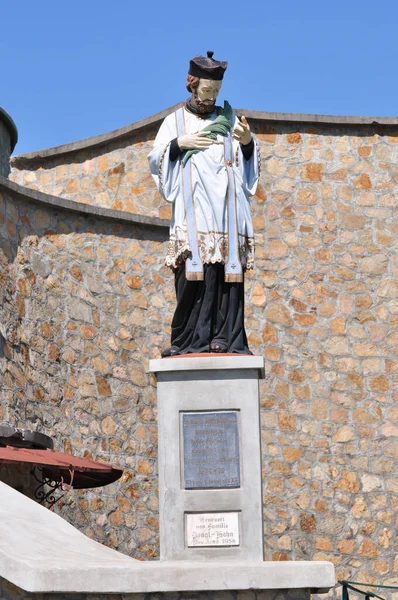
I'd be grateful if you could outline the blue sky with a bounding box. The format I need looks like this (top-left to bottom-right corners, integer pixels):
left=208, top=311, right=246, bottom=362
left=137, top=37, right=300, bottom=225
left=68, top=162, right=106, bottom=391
left=2, top=0, right=397, bottom=154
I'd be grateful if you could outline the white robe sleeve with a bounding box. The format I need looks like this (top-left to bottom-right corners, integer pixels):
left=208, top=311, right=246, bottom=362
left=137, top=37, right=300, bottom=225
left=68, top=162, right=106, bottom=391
left=147, top=114, right=181, bottom=204
left=238, top=138, right=260, bottom=198
left=231, top=115, right=260, bottom=198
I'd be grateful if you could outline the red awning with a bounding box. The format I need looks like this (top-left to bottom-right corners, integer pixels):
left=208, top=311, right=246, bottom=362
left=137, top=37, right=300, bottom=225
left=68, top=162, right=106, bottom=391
left=0, top=446, right=123, bottom=489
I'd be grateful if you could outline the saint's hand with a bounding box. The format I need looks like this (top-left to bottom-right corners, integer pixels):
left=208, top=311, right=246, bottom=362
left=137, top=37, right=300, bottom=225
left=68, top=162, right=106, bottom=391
left=177, top=132, right=214, bottom=151
left=232, top=115, right=252, bottom=145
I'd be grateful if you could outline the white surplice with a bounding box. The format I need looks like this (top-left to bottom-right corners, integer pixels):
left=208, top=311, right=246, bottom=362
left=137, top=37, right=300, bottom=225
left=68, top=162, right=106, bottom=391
left=148, top=106, right=259, bottom=271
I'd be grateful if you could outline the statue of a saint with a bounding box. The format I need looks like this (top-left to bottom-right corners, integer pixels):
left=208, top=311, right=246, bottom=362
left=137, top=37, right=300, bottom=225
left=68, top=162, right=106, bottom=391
left=148, top=51, right=259, bottom=356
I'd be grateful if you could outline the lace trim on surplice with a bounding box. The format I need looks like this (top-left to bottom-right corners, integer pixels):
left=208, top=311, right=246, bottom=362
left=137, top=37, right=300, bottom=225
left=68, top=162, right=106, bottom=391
left=166, top=227, right=254, bottom=272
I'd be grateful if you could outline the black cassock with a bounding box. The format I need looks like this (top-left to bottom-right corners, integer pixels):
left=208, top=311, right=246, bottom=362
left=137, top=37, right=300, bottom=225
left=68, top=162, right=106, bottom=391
left=162, top=263, right=251, bottom=356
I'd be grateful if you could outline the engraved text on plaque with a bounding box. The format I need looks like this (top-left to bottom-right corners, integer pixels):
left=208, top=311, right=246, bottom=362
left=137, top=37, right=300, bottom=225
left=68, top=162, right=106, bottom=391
left=182, top=411, right=240, bottom=489
left=186, top=512, right=240, bottom=547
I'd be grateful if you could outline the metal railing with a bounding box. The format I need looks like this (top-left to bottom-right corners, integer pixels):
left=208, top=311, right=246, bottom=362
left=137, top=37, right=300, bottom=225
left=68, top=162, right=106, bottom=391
left=340, top=580, right=398, bottom=600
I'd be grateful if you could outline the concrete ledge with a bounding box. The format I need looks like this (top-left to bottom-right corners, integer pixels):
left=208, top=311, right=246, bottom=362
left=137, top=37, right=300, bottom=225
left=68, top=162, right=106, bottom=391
left=6, top=559, right=336, bottom=594
left=235, top=107, right=398, bottom=127
left=11, top=102, right=185, bottom=163
left=11, top=102, right=398, bottom=165
left=0, top=175, right=169, bottom=230
left=150, top=355, right=265, bottom=377
left=0, top=482, right=335, bottom=593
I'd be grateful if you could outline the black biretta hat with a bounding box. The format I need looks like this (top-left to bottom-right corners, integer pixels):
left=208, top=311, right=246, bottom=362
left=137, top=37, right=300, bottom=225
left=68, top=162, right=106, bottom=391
left=189, top=51, right=228, bottom=81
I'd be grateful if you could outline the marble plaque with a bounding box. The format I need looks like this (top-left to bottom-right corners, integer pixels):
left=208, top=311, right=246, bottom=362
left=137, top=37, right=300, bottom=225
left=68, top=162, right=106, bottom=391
left=186, top=512, right=240, bottom=547
left=182, top=411, right=240, bottom=489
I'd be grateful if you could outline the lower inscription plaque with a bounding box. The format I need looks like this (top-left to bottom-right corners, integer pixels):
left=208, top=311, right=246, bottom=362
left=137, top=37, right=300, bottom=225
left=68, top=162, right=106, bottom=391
left=182, top=411, right=240, bottom=489
left=186, top=512, right=240, bottom=547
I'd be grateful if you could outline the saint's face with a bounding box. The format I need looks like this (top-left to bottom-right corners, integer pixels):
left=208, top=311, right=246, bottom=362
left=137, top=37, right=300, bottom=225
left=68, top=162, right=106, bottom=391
left=196, top=79, right=222, bottom=104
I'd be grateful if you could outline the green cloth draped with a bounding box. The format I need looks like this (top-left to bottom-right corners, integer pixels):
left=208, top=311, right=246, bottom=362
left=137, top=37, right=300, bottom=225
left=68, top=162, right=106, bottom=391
left=181, top=101, right=233, bottom=167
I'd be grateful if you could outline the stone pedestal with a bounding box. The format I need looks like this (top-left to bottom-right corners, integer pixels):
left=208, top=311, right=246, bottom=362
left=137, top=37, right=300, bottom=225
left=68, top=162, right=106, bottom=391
left=149, top=355, right=265, bottom=562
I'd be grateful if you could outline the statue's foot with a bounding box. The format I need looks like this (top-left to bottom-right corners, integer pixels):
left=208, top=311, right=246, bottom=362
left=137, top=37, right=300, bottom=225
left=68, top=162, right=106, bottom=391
left=210, top=341, right=228, bottom=353
left=161, top=346, right=180, bottom=358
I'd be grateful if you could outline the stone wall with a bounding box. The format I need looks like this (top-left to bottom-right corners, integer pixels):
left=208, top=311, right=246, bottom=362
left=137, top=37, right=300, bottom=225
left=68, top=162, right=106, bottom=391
left=0, top=181, right=169, bottom=560
left=2, top=106, right=398, bottom=593
left=9, top=109, right=398, bottom=226
left=9, top=108, right=177, bottom=219
left=10, top=124, right=166, bottom=218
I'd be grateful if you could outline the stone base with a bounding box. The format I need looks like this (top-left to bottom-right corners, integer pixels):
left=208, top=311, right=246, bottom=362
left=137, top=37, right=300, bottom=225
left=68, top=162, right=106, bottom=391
left=149, top=355, right=265, bottom=562
left=0, top=581, right=329, bottom=600
left=0, top=482, right=335, bottom=594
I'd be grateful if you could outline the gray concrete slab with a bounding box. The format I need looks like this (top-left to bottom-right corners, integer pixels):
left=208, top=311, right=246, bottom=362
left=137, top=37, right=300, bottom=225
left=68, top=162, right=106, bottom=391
left=150, top=355, right=265, bottom=377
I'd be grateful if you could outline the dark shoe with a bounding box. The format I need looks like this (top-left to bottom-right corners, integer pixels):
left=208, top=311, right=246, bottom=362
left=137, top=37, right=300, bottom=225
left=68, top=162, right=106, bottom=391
left=161, top=346, right=180, bottom=358
left=210, top=341, right=228, bottom=353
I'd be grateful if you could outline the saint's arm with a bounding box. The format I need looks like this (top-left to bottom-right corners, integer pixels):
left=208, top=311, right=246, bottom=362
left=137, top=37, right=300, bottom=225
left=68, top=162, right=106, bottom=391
left=169, top=138, right=182, bottom=161
left=240, top=138, right=255, bottom=161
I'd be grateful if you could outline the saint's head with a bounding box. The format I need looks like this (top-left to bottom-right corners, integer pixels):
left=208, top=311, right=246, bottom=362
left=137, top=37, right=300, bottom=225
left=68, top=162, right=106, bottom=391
left=186, top=51, right=227, bottom=114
